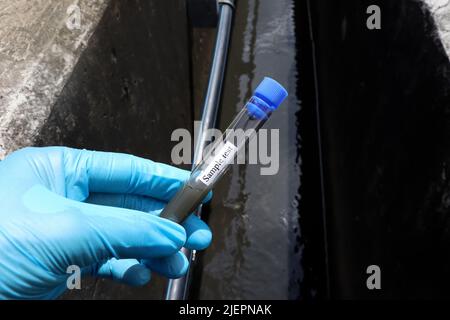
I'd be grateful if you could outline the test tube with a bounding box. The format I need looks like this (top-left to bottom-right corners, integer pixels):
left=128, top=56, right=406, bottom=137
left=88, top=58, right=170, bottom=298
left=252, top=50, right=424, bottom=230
left=160, top=77, right=288, bottom=223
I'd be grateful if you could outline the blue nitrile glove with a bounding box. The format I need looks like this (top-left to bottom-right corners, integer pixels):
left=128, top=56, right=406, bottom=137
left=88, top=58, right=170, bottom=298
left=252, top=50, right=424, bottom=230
left=0, top=147, right=212, bottom=299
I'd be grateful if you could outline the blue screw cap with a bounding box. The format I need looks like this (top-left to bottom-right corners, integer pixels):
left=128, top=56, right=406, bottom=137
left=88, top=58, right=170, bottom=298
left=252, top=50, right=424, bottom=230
left=254, top=77, right=288, bottom=110
left=246, top=77, right=288, bottom=119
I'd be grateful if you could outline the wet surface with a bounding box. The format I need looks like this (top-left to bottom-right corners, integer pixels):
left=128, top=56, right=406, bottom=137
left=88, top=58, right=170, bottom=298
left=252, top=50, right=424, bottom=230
left=194, top=0, right=304, bottom=300
left=309, top=0, right=450, bottom=298
left=195, top=0, right=450, bottom=300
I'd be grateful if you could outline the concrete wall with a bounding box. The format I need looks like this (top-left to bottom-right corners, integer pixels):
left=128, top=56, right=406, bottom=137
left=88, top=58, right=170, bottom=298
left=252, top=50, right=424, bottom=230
left=0, top=0, right=108, bottom=159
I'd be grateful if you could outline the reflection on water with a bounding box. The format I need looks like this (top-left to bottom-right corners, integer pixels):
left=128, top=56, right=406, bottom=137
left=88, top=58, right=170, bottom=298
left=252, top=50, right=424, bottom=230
left=197, top=0, right=302, bottom=299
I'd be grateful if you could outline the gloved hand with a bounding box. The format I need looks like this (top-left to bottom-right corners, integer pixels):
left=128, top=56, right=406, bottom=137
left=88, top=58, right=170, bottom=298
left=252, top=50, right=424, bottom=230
left=0, top=147, right=212, bottom=299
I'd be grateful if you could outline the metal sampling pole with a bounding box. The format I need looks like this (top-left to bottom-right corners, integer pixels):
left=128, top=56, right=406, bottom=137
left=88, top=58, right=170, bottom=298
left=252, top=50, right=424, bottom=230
left=164, top=0, right=235, bottom=300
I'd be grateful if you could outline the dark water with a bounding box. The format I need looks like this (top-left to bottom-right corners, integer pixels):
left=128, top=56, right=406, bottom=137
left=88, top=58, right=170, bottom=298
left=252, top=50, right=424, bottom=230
left=195, top=0, right=302, bottom=300
left=307, top=0, right=450, bottom=298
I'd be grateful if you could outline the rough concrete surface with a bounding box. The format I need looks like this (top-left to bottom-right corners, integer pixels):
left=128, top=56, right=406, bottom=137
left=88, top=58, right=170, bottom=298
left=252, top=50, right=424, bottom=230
left=425, top=0, right=450, bottom=58
left=0, top=0, right=108, bottom=159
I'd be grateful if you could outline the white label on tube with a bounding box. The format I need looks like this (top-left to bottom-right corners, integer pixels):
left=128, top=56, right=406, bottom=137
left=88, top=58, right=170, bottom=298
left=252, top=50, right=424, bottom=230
left=197, top=141, right=238, bottom=186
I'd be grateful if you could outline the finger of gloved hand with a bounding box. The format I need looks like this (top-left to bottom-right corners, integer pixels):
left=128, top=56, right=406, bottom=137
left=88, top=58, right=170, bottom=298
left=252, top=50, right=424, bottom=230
left=63, top=148, right=191, bottom=201
left=142, top=251, right=189, bottom=279
left=86, top=193, right=165, bottom=214
left=182, top=214, right=212, bottom=250
left=95, top=258, right=151, bottom=286
left=22, top=186, right=188, bottom=265
left=68, top=199, right=187, bottom=265
left=86, top=193, right=212, bottom=250
left=86, top=194, right=212, bottom=250
left=86, top=192, right=213, bottom=214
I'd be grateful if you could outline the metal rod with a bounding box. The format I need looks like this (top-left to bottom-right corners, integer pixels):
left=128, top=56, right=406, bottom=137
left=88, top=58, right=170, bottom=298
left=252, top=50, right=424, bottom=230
left=164, top=0, right=234, bottom=300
